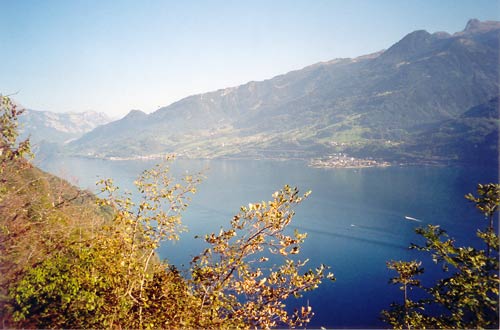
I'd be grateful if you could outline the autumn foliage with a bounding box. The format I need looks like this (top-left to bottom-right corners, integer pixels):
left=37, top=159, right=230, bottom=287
left=0, top=96, right=334, bottom=328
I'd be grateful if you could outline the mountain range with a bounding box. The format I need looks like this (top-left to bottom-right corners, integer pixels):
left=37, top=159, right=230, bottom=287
left=33, top=19, right=500, bottom=166
left=18, top=109, right=112, bottom=153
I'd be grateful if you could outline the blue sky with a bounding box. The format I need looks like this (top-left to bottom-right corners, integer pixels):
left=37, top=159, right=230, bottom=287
left=1, top=0, right=499, bottom=117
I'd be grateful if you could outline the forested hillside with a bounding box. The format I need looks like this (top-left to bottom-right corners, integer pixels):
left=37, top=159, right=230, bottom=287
left=68, top=19, right=499, bottom=166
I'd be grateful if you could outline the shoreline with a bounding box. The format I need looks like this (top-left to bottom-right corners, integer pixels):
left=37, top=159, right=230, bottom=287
left=63, top=152, right=462, bottom=169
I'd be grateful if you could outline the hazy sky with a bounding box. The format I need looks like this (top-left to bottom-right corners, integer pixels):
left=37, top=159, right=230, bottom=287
left=1, top=0, right=499, bottom=117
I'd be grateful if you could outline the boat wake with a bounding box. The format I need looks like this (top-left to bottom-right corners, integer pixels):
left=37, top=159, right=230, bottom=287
left=404, top=216, right=422, bottom=222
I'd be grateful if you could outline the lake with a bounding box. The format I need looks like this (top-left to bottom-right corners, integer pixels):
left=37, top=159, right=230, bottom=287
left=37, top=156, right=498, bottom=328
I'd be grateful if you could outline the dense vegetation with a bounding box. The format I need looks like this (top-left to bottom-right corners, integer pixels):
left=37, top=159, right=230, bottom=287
left=1, top=96, right=498, bottom=328
left=0, top=96, right=333, bottom=328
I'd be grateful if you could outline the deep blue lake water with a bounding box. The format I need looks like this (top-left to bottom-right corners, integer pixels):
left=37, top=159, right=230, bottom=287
left=38, top=156, right=498, bottom=328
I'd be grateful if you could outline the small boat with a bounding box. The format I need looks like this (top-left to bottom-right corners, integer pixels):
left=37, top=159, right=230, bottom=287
left=405, top=216, right=422, bottom=222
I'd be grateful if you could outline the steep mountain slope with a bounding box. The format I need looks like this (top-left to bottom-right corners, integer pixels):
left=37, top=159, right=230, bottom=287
left=72, top=110, right=148, bottom=156
left=406, top=97, right=499, bottom=166
left=340, top=97, right=499, bottom=166
left=69, top=19, right=500, bottom=164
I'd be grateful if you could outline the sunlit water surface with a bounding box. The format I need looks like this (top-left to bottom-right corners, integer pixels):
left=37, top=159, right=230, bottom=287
left=38, top=156, right=497, bottom=328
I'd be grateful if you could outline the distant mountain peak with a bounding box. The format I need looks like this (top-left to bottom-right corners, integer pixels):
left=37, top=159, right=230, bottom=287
left=18, top=109, right=113, bottom=146
left=398, top=29, right=433, bottom=46
left=378, top=29, right=433, bottom=62
left=460, top=18, right=500, bottom=34
left=432, top=31, right=451, bottom=39
left=465, top=18, right=482, bottom=31
left=123, top=109, right=147, bottom=119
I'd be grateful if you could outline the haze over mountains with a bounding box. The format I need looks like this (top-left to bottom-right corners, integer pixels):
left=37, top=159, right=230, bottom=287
left=19, top=110, right=112, bottom=144
left=31, top=19, right=500, bottom=166
left=17, top=109, right=112, bottom=157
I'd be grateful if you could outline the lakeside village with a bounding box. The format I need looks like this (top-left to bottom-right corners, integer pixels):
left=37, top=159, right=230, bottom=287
left=309, top=153, right=391, bottom=169
left=86, top=151, right=392, bottom=168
